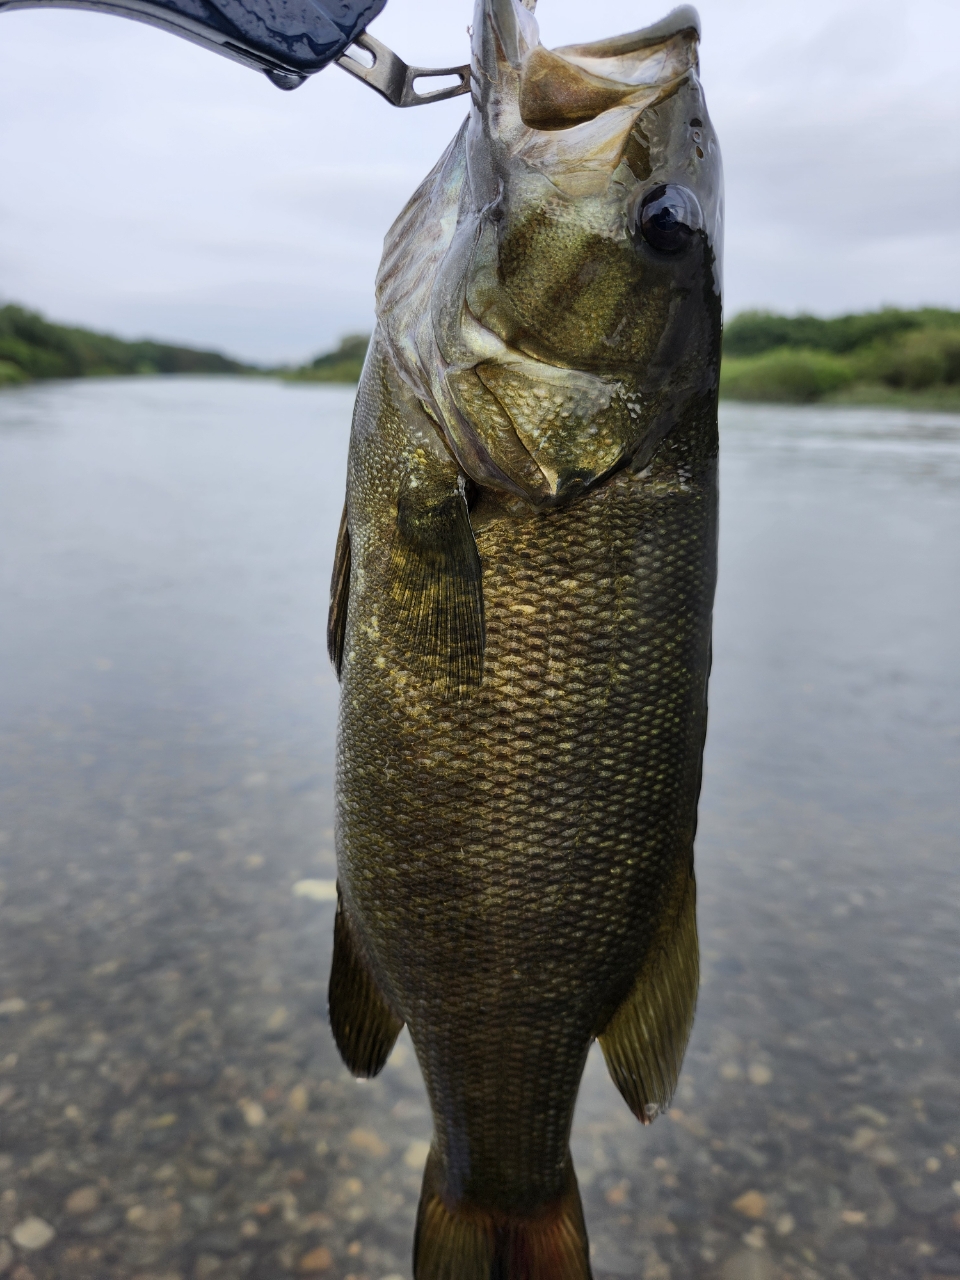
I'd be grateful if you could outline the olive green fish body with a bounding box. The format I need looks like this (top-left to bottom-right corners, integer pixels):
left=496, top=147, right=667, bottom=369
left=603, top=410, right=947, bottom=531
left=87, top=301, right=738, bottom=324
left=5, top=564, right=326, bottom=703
left=339, top=339, right=716, bottom=1190
left=329, top=1, right=722, bottom=1275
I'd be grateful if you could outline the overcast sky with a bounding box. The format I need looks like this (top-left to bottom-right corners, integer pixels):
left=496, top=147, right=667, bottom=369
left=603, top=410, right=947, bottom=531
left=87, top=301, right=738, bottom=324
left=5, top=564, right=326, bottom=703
left=1, top=0, right=958, bottom=363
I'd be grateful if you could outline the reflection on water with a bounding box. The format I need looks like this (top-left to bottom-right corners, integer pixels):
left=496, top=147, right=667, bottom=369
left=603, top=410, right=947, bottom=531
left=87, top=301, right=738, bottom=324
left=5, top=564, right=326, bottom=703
left=0, top=381, right=958, bottom=1280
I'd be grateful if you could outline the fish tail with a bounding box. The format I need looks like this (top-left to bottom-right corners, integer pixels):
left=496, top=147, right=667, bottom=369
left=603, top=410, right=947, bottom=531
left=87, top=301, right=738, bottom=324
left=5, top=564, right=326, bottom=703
left=414, top=1147, right=591, bottom=1280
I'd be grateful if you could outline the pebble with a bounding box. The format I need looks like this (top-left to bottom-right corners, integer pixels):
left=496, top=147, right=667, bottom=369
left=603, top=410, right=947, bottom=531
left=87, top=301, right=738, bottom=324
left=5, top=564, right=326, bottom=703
left=298, top=1245, right=333, bottom=1273
left=11, top=1219, right=54, bottom=1251
left=78, top=1209, right=120, bottom=1236
left=732, top=1191, right=767, bottom=1220
left=145, top=1113, right=177, bottom=1129
left=721, top=1248, right=775, bottom=1280
left=774, top=1213, right=795, bottom=1236
left=747, top=1063, right=772, bottom=1086
left=293, top=880, right=338, bottom=902
left=126, top=1203, right=182, bottom=1232
left=347, top=1128, right=389, bottom=1158
left=870, top=1144, right=897, bottom=1167
left=742, top=1226, right=766, bottom=1250
left=403, top=1141, right=431, bottom=1171
left=239, top=1099, right=266, bottom=1128
left=0, top=1001, right=26, bottom=1017
left=288, top=1084, right=309, bottom=1112
left=850, top=1126, right=879, bottom=1151
left=186, top=1166, right=217, bottom=1191
left=0, top=1240, right=12, bottom=1274
left=65, top=1186, right=100, bottom=1215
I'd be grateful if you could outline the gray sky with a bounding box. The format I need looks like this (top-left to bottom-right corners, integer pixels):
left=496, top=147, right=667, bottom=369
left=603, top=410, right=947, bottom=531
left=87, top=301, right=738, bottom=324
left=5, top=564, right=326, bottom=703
left=1, top=0, right=958, bottom=363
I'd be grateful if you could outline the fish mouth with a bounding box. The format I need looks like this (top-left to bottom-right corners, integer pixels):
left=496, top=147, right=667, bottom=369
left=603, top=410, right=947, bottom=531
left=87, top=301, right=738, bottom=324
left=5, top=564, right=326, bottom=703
left=477, top=0, right=701, bottom=134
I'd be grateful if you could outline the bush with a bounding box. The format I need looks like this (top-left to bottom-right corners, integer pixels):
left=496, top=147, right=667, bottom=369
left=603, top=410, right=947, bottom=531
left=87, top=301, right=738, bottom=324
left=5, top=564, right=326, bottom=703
left=286, top=334, right=370, bottom=384
left=720, top=348, right=856, bottom=403
left=723, top=307, right=960, bottom=359
left=860, top=327, right=960, bottom=390
left=0, top=358, right=28, bottom=386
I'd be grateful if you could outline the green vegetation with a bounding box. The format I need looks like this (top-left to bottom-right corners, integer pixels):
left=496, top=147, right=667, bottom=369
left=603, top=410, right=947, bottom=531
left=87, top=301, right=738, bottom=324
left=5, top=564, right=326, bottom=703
left=721, top=308, right=960, bottom=408
left=0, top=303, right=252, bottom=387
left=284, top=333, right=370, bottom=384
left=6, top=299, right=959, bottom=410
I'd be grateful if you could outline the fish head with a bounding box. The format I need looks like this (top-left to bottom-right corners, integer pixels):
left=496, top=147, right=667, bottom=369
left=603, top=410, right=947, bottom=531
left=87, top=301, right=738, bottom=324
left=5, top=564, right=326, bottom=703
left=377, top=0, right=723, bottom=507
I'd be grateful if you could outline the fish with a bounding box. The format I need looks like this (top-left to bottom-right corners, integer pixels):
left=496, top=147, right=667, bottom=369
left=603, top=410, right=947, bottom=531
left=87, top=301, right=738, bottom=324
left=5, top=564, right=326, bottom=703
left=327, top=1, right=722, bottom=1276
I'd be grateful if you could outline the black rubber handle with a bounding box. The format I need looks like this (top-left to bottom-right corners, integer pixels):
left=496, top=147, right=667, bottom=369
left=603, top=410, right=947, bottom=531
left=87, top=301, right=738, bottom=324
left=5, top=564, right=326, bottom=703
left=0, top=0, right=387, bottom=89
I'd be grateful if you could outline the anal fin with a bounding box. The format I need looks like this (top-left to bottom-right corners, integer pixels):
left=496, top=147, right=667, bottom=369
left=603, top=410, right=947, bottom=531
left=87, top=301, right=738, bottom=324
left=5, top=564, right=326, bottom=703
left=328, top=890, right=403, bottom=1078
left=414, top=1147, right=591, bottom=1280
left=598, top=872, right=699, bottom=1122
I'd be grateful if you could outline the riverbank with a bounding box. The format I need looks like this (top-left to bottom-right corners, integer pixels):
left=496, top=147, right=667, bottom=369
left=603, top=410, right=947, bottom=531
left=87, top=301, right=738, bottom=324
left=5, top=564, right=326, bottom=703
left=0, top=304, right=252, bottom=386
left=5, top=303, right=960, bottom=413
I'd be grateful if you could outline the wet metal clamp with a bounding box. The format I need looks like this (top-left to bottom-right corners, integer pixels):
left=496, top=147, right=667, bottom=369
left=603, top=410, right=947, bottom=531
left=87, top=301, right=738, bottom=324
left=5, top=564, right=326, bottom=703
left=0, top=0, right=471, bottom=105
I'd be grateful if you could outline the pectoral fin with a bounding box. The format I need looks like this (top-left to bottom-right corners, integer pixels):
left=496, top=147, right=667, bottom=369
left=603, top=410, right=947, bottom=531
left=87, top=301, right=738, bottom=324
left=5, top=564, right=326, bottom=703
left=328, top=890, right=403, bottom=1078
left=387, top=477, right=485, bottom=698
left=598, top=873, right=699, bottom=1122
left=327, top=503, right=351, bottom=678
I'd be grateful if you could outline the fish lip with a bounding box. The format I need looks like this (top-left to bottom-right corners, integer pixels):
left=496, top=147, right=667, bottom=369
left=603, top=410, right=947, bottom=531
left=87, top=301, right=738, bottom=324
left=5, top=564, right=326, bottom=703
left=554, top=5, right=701, bottom=59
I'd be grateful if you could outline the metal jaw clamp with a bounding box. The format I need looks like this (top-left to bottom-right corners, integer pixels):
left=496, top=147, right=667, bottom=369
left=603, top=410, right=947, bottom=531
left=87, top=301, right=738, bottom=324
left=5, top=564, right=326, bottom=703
left=335, top=32, right=470, bottom=108
left=0, top=0, right=471, bottom=106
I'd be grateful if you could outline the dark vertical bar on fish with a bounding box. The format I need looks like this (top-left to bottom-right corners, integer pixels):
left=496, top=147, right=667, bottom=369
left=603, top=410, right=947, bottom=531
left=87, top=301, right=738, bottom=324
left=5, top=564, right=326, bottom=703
left=327, top=1, right=723, bottom=1276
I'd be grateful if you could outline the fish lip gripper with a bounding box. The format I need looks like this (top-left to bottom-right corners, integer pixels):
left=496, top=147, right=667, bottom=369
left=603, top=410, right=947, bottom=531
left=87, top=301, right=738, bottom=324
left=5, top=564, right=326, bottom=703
left=0, top=0, right=471, bottom=104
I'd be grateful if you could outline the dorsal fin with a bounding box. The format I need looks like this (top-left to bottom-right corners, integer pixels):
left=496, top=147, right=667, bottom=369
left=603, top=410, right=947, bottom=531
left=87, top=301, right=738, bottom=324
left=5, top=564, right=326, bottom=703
left=328, top=503, right=351, bottom=678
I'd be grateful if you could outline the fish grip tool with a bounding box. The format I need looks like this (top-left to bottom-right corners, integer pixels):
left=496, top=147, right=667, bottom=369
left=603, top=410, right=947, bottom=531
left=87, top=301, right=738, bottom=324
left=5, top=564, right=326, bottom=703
left=336, top=31, right=470, bottom=108
left=0, top=0, right=472, bottom=105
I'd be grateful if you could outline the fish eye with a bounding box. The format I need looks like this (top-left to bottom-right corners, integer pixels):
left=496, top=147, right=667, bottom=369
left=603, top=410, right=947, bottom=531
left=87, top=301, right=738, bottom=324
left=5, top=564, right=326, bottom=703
left=633, top=184, right=704, bottom=255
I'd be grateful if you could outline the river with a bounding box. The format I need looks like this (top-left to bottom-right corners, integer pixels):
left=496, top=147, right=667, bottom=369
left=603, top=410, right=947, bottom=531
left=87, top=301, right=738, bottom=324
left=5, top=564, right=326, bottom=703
left=0, top=378, right=958, bottom=1280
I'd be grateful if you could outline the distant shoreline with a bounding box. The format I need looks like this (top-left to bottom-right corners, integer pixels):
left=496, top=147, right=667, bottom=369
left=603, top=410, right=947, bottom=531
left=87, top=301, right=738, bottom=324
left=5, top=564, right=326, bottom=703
left=4, top=303, right=960, bottom=413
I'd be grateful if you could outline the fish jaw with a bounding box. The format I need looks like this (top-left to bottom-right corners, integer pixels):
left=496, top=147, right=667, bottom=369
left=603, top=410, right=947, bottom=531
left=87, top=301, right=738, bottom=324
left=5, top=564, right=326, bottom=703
left=377, top=0, right=722, bottom=508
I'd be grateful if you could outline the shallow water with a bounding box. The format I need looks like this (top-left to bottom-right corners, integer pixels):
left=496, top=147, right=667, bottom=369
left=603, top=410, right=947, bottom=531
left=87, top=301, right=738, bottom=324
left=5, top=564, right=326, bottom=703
left=0, top=380, right=957, bottom=1280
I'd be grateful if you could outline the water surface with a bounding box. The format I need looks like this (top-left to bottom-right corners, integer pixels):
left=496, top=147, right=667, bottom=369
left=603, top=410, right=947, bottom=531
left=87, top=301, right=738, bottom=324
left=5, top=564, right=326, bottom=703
left=0, top=381, right=958, bottom=1280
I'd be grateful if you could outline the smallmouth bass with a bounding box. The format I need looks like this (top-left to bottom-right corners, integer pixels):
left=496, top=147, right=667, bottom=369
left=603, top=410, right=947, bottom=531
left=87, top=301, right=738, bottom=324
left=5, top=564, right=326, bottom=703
left=327, top=1, right=722, bottom=1276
